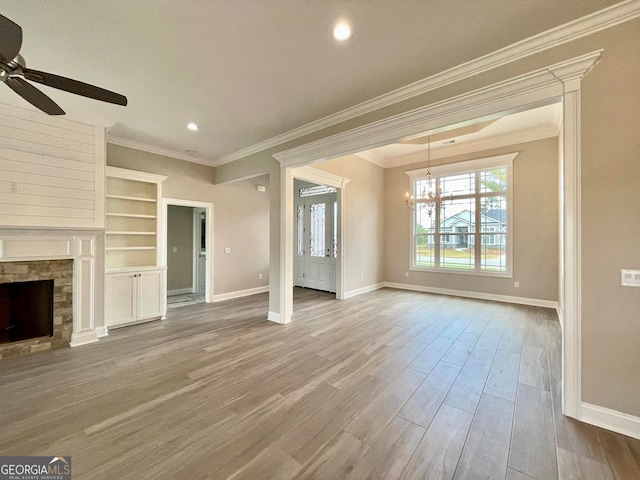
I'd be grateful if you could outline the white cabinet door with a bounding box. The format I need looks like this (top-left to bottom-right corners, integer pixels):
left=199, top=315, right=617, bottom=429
left=106, top=272, right=137, bottom=327
left=137, top=269, right=164, bottom=321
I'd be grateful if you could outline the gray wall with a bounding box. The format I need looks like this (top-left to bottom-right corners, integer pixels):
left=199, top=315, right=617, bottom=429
left=167, top=205, right=194, bottom=292
left=314, top=155, right=386, bottom=292
left=384, top=137, right=559, bottom=301
left=107, top=144, right=270, bottom=296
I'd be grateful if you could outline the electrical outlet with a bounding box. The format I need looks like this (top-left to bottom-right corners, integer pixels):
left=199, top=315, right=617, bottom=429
left=172, top=246, right=178, bottom=253
left=405, top=272, right=409, bottom=278
left=224, top=247, right=231, bottom=254
left=621, top=269, right=640, bottom=287
left=514, top=281, right=520, bottom=288
left=258, top=273, right=263, bottom=280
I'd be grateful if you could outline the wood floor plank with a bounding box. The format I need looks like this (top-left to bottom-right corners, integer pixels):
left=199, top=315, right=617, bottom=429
left=506, top=467, right=535, bottom=479
left=509, top=383, right=558, bottom=480
left=441, top=338, right=476, bottom=366
left=557, top=447, right=614, bottom=480
left=519, top=345, right=550, bottom=391
left=345, top=367, right=425, bottom=444
left=347, top=416, right=425, bottom=479
left=453, top=393, right=514, bottom=480
left=401, top=404, right=473, bottom=480
left=596, top=429, right=640, bottom=480
left=398, top=361, right=461, bottom=428
left=227, top=446, right=302, bottom=480
left=443, top=379, right=482, bottom=414
left=484, top=348, right=520, bottom=402
left=408, top=335, right=455, bottom=374
left=292, top=431, right=369, bottom=480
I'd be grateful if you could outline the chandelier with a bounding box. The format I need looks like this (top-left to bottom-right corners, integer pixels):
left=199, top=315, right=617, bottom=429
left=405, top=135, right=451, bottom=216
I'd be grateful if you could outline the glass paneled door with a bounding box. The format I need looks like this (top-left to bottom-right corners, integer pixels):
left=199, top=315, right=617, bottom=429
left=294, top=194, right=337, bottom=292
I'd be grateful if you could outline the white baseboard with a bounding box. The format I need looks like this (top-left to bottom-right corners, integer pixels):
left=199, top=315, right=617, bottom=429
left=69, top=330, right=99, bottom=347
left=267, top=311, right=283, bottom=323
left=580, top=402, right=640, bottom=440
left=211, top=285, right=269, bottom=303
left=343, top=283, right=385, bottom=299
left=168, top=287, right=195, bottom=296
left=383, top=282, right=559, bottom=309
left=95, top=326, right=109, bottom=338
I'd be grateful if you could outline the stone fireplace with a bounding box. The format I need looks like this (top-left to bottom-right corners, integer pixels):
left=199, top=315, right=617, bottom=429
left=0, top=260, right=73, bottom=358
left=0, top=228, right=105, bottom=359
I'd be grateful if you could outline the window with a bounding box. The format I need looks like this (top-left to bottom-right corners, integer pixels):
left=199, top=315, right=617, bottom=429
left=408, top=153, right=515, bottom=276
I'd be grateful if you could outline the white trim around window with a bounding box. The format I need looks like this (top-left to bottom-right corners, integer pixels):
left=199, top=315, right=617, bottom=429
left=406, top=152, right=517, bottom=278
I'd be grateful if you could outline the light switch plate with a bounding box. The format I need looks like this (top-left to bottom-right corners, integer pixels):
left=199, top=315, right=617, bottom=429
left=621, top=269, right=640, bottom=287
left=224, top=247, right=231, bottom=254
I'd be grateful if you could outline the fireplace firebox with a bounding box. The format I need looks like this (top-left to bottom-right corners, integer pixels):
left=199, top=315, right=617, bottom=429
left=0, top=280, right=54, bottom=344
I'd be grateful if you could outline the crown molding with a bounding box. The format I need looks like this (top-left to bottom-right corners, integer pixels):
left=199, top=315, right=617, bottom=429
left=215, top=1, right=639, bottom=166
left=107, top=135, right=215, bottom=167
left=377, top=124, right=558, bottom=169
left=272, top=51, right=600, bottom=168
left=354, top=150, right=387, bottom=168
left=291, top=165, right=351, bottom=189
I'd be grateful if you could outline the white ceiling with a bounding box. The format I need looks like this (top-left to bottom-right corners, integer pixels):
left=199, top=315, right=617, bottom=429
left=355, top=102, right=562, bottom=168
left=0, top=1, right=619, bottom=165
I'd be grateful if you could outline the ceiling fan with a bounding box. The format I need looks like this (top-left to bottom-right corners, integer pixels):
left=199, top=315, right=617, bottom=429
left=0, top=13, right=127, bottom=115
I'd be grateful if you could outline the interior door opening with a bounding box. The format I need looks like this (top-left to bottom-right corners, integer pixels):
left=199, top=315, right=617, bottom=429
left=294, top=180, right=338, bottom=294
left=166, top=204, right=208, bottom=308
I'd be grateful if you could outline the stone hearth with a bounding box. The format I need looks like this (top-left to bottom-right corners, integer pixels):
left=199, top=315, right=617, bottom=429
left=0, top=260, right=73, bottom=359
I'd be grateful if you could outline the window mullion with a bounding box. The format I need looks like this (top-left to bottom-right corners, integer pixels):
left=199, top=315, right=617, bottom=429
left=475, top=171, right=481, bottom=271
left=434, top=175, right=441, bottom=268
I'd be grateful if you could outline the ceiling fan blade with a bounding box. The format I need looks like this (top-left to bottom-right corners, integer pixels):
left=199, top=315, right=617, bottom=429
left=6, top=77, right=65, bottom=115
left=0, top=14, right=23, bottom=63
left=22, top=68, right=127, bottom=106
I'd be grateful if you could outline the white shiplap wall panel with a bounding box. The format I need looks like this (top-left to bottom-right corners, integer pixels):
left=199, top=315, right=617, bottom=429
left=0, top=114, right=95, bottom=144
left=0, top=180, right=95, bottom=200
left=0, top=103, right=102, bottom=228
left=0, top=147, right=95, bottom=172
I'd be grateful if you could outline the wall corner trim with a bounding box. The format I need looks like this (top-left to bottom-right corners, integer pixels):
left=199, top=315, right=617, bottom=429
left=69, top=330, right=99, bottom=348
left=343, top=283, right=385, bottom=299
left=95, top=326, right=109, bottom=338
left=267, top=311, right=283, bottom=323
left=580, top=402, right=640, bottom=440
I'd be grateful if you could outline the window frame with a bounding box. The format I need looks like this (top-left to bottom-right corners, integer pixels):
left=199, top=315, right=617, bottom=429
left=406, top=152, right=517, bottom=278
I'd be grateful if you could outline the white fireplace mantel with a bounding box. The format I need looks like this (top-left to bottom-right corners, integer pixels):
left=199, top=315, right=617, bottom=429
left=0, top=227, right=106, bottom=347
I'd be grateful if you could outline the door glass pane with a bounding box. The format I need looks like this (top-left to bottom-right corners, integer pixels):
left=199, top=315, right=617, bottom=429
left=296, top=205, right=304, bottom=256
left=309, top=202, right=326, bottom=257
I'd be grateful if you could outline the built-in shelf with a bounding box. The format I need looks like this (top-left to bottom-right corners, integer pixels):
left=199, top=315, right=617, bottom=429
left=106, top=194, right=156, bottom=203
left=106, top=213, right=157, bottom=219
left=105, top=166, right=167, bottom=270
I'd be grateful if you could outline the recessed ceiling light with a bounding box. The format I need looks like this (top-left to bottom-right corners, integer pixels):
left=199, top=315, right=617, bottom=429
left=333, top=22, right=352, bottom=42
left=187, top=122, right=199, bottom=131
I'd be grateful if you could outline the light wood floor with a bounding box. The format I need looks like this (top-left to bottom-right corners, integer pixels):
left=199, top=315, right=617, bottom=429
left=1, top=288, right=638, bottom=479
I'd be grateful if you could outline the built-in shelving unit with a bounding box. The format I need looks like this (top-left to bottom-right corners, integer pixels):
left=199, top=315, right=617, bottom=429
left=105, top=167, right=167, bottom=329
left=105, top=167, right=167, bottom=269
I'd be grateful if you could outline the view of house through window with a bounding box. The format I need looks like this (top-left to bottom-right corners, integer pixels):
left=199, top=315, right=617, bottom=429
left=412, top=156, right=512, bottom=275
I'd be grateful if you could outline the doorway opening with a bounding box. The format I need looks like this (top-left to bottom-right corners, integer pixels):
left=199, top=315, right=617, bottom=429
left=294, top=180, right=338, bottom=294
left=162, top=198, right=213, bottom=310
